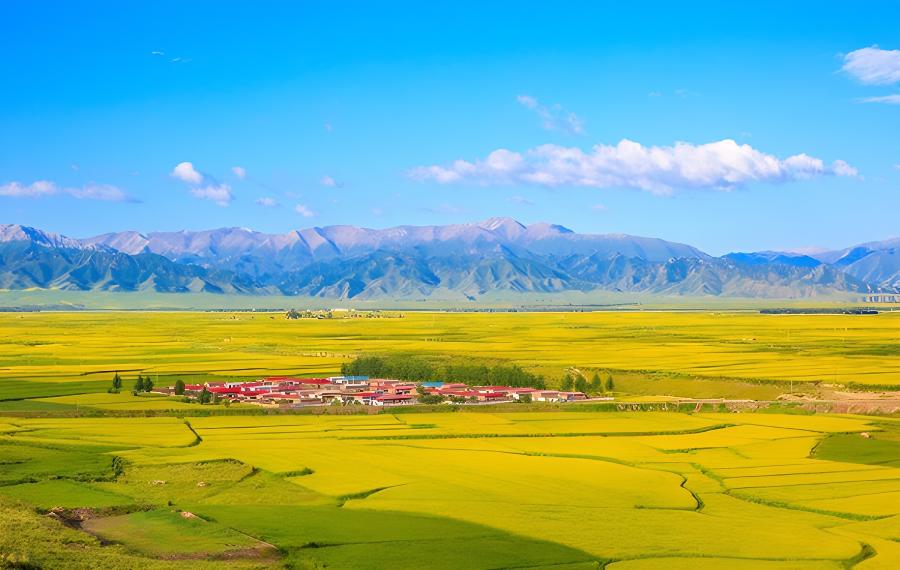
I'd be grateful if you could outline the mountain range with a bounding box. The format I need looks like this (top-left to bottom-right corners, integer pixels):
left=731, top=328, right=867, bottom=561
left=1, top=219, right=897, bottom=299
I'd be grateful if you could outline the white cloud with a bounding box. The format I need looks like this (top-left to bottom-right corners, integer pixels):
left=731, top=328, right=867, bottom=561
left=1, top=180, right=135, bottom=202
left=295, top=204, right=316, bottom=217
left=516, top=94, right=539, bottom=109
left=0, top=180, right=58, bottom=198
left=171, top=162, right=203, bottom=184
left=842, top=46, right=900, bottom=85
left=68, top=183, right=132, bottom=202
left=151, top=50, right=165, bottom=56
left=591, top=203, right=608, bottom=212
left=231, top=166, right=246, bottom=179
left=320, top=175, right=339, bottom=188
left=410, top=139, right=857, bottom=196
left=255, top=197, right=279, bottom=207
left=516, top=94, right=585, bottom=135
left=508, top=195, right=534, bottom=206
left=858, top=94, right=900, bottom=105
left=830, top=160, right=859, bottom=178
left=190, top=184, right=233, bottom=207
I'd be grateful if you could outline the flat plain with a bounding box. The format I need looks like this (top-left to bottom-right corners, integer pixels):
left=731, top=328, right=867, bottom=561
left=2, top=310, right=899, bottom=397
left=1, top=310, right=899, bottom=568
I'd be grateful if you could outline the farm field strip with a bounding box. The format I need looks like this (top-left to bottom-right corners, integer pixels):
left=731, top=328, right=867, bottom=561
left=3, top=311, right=900, bottom=390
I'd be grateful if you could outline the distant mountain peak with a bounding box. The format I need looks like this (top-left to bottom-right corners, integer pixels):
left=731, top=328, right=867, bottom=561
left=476, top=217, right=527, bottom=238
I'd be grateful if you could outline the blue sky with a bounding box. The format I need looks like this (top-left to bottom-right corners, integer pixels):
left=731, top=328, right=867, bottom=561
left=1, top=1, right=898, bottom=254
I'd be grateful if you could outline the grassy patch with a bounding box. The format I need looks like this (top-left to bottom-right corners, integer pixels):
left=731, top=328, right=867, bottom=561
left=812, top=424, right=900, bottom=468
left=82, top=508, right=263, bottom=556
left=0, top=479, right=134, bottom=510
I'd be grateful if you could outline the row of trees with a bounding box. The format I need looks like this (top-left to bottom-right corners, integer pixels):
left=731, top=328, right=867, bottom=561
left=133, top=375, right=154, bottom=394
left=106, top=373, right=226, bottom=406
left=341, top=356, right=549, bottom=389
left=108, top=372, right=157, bottom=394
left=561, top=372, right=614, bottom=394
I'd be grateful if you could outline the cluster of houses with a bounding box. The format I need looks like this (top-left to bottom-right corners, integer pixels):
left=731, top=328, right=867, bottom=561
left=159, top=376, right=590, bottom=408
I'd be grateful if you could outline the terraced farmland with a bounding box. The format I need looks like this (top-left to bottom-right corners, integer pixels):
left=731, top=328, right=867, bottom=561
left=1, top=410, right=899, bottom=568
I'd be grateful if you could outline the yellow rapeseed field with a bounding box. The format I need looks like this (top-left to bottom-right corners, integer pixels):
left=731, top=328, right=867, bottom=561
left=2, top=310, right=899, bottom=389
left=4, top=410, right=896, bottom=567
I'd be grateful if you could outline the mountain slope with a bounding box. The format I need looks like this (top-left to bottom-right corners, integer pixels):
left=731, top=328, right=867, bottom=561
left=0, top=221, right=895, bottom=299
left=0, top=241, right=255, bottom=294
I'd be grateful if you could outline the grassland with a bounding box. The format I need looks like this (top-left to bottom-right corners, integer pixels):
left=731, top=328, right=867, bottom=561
left=1, top=410, right=899, bottom=568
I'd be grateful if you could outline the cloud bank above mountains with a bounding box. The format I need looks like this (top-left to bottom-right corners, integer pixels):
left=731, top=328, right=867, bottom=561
left=410, top=139, right=857, bottom=196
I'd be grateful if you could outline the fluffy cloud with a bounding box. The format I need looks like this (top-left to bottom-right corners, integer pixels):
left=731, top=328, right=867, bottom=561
left=231, top=166, right=246, bottom=179
left=1, top=180, right=133, bottom=201
left=410, top=139, right=857, bottom=195
left=171, top=162, right=203, bottom=184
left=190, top=184, right=233, bottom=207
left=0, top=180, right=58, bottom=198
left=172, top=162, right=233, bottom=205
left=295, top=204, right=316, bottom=217
left=830, top=160, right=859, bottom=177
left=517, top=95, right=585, bottom=135
left=320, top=175, right=339, bottom=188
left=255, top=197, right=279, bottom=207
left=842, top=46, right=900, bottom=85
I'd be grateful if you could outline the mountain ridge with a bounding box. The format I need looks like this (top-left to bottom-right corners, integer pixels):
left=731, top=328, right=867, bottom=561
left=0, top=219, right=895, bottom=299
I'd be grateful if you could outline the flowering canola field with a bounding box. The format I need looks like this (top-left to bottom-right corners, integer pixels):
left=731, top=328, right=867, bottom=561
left=2, top=310, right=899, bottom=392
left=2, top=410, right=899, bottom=568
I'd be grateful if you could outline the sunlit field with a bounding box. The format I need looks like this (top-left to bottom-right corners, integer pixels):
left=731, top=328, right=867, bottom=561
left=2, top=410, right=899, bottom=568
left=2, top=311, right=899, bottom=568
left=2, top=311, right=899, bottom=396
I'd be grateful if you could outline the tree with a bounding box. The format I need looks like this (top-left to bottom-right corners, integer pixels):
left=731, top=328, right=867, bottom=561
left=133, top=375, right=145, bottom=393
left=174, top=379, right=185, bottom=395
left=518, top=393, right=532, bottom=404
left=590, top=373, right=603, bottom=394
left=418, top=393, right=445, bottom=405
left=143, top=377, right=154, bottom=392
left=605, top=374, right=615, bottom=392
left=574, top=376, right=589, bottom=394
left=199, top=387, right=212, bottom=404
left=560, top=375, right=575, bottom=391
left=286, top=309, right=301, bottom=320
left=110, top=372, right=122, bottom=393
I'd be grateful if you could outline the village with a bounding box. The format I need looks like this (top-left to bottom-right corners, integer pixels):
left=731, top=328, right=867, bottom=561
left=156, top=375, right=597, bottom=408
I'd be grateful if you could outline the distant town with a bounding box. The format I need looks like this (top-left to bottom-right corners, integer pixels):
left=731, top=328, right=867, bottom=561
left=154, top=376, right=598, bottom=407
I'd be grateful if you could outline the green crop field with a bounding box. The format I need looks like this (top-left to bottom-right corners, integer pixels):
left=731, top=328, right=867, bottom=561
left=1, top=311, right=899, bottom=568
